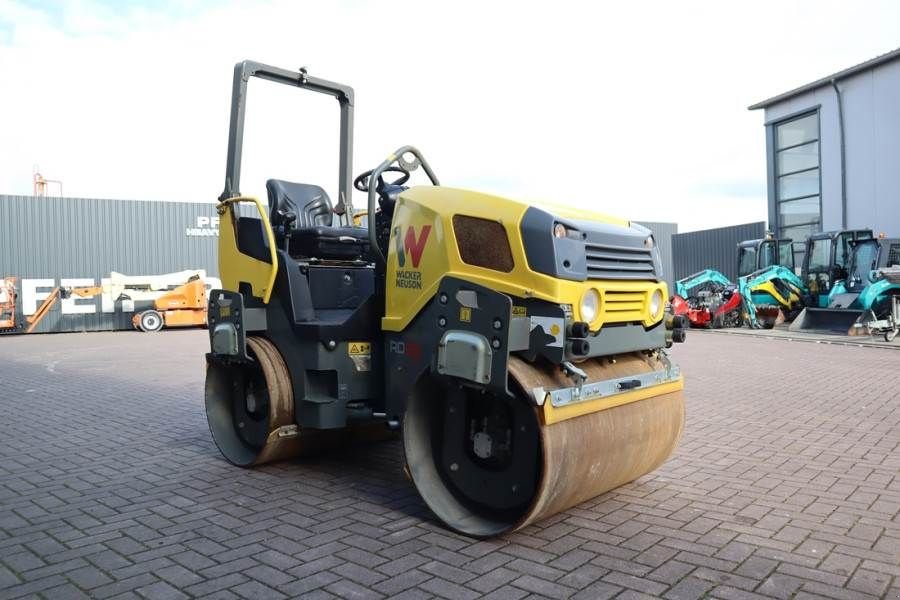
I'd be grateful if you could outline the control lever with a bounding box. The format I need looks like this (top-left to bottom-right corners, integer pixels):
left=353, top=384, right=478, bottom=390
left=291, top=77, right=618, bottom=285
left=276, top=210, right=297, bottom=251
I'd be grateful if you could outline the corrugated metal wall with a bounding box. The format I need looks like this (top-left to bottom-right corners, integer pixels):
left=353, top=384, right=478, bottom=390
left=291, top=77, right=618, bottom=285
left=0, top=195, right=221, bottom=333
left=636, top=221, right=678, bottom=293
left=671, top=222, right=766, bottom=283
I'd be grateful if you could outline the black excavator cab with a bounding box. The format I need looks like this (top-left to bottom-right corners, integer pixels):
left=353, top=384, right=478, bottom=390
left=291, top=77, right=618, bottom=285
left=801, top=229, right=873, bottom=305
left=736, top=235, right=794, bottom=278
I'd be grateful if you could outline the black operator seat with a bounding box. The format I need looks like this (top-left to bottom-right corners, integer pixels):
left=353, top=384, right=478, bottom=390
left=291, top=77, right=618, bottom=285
left=266, top=179, right=369, bottom=260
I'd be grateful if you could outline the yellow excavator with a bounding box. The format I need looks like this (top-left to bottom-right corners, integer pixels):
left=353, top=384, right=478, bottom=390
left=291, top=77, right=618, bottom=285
left=204, top=61, right=687, bottom=537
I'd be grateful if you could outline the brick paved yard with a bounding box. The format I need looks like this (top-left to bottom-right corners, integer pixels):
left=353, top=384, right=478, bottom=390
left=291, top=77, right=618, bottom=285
left=1, top=331, right=898, bottom=600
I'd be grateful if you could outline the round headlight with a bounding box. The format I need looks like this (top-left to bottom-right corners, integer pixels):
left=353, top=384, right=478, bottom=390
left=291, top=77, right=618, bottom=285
left=554, top=223, right=568, bottom=239
left=580, top=289, right=600, bottom=323
left=649, top=289, right=663, bottom=319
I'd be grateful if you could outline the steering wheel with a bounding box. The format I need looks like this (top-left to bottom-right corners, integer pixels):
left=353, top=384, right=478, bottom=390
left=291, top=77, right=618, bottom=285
left=354, top=166, right=410, bottom=193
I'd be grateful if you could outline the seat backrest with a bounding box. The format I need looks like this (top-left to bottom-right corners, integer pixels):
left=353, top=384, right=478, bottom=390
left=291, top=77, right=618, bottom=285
left=266, top=179, right=333, bottom=229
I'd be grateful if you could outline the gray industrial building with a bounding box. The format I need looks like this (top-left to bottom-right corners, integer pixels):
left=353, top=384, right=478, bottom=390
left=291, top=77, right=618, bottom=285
left=750, top=47, right=900, bottom=262
left=0, top=195, right=221, bottom=333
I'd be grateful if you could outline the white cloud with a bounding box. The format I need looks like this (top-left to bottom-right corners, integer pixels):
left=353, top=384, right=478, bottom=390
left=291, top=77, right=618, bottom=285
left=1, top=0, right=899, bottom=232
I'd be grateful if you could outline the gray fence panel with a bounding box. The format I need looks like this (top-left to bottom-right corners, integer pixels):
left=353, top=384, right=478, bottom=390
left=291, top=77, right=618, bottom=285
left=672, top=222, right=766, bottom=284
left=0, top=195, right=221, bottom=334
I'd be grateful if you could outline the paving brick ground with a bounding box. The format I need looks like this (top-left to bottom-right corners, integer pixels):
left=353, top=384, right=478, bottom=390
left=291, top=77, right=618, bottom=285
left=0, top=330, right=898, bottom=600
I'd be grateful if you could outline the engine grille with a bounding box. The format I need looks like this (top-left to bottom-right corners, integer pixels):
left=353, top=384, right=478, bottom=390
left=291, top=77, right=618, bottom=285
left=585, top=242, right=656, bottom=281
left=603, top=290, right=646, bottom=316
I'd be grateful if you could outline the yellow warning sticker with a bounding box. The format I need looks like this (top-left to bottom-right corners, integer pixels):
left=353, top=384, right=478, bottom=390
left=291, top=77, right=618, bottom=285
left=348, top=342, right=371, bottom=356
left=459, top=307, right=472, bottom=323
left=219, top=306, right=231, bottom=318
left=512, top=306, right=527, bottom=318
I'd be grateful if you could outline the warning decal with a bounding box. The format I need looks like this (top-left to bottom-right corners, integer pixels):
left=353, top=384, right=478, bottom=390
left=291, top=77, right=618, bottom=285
left=348, top=342, right=371, bottom=356
left=348, top=341, right=371, bottom=372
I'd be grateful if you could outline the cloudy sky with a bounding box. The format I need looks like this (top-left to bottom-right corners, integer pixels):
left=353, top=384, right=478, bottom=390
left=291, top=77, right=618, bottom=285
left=1, top=1, right=899, bottom=231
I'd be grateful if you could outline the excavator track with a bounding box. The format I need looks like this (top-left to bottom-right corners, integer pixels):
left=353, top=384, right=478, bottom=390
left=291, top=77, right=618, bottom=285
left=404, top=353, right=685, bottom=537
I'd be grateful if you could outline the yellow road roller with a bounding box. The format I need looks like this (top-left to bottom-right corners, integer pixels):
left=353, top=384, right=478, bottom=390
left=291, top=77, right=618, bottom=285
left=205, top=60, right=687, bottom=537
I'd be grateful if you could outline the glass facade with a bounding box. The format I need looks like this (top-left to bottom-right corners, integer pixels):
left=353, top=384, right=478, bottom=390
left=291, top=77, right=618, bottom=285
left=774, top=111, right=821, bottom=264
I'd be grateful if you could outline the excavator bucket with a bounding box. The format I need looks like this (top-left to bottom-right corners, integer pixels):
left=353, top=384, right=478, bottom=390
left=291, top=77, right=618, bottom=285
left=788, top=307, right=866, bottom=335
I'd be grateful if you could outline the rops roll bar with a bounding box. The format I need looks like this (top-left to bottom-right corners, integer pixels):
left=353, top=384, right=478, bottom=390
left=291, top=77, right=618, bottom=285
left=219, top=60, right=355, bottom=223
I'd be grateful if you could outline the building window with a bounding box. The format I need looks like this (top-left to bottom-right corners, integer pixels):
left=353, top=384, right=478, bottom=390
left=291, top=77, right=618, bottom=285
left=773, top=111, right=820, bottom=263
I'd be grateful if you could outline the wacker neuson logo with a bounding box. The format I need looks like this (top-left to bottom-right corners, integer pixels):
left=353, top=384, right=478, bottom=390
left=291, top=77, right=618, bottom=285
left=394, top=225, right=431, bottom=289
left=186, top=216, right=220, bottom=237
